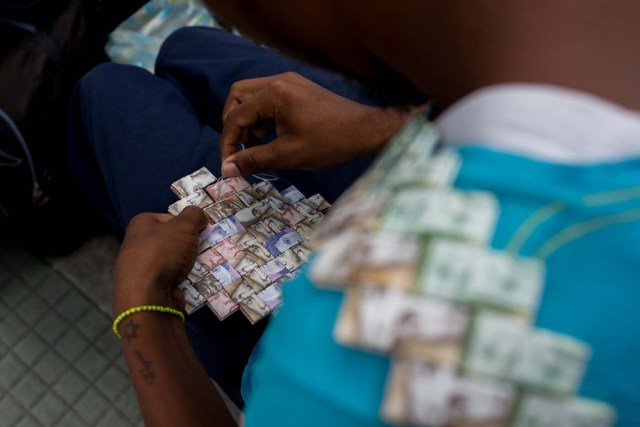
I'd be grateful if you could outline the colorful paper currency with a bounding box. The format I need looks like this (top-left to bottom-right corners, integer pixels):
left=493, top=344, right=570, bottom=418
left=512, top=394, right=616, bottom=427
left=464, top=311, right=590, bottom=395
left=416, top=239, right=544, bottom=316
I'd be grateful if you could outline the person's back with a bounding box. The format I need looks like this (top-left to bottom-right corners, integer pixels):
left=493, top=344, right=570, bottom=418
left=200, top=1, right=640, bottom=425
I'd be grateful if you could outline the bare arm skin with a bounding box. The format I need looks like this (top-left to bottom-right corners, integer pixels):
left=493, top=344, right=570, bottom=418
left=113, top=207, right=236, bottom=427
left=219, top=72, right=417, bottom=177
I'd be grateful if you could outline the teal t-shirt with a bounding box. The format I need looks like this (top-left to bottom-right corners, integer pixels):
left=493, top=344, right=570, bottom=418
left=242, top=146, right=640, bottom=426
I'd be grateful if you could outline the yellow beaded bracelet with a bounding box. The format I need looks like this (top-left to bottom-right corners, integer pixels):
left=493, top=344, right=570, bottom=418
left=112, top=305, right=185, bottom=338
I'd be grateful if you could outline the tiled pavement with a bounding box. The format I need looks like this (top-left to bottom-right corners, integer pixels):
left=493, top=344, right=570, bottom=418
left=0, top=244, right=142, bottom=427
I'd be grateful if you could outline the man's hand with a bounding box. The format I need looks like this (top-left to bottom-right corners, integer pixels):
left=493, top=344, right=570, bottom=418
left=220, top=72, right=416, bottom=177
left=113, top=206, right=208, bottom=315
left=112, top=207, right=235, bottom=427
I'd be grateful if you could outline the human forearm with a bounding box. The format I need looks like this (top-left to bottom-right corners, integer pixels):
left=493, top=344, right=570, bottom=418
left=117, top=303, right=236, bottom=427
left=112, top=208, right=235, bottom=427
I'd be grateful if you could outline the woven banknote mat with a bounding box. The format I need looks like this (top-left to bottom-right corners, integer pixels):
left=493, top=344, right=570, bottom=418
left=310, top=115, right=616, bottom=427
left=168, top=171, right=330, bottom=324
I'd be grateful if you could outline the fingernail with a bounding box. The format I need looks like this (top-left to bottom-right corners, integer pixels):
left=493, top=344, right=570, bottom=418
left=222, top=161, right=241, bottom=177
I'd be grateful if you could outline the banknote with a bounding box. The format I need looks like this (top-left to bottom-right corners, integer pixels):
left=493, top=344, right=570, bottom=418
left=290, top=243, right=312, bottom=263
left=239, top=294, right=271, bottom=324
left=217, top=216, right=245, bottom=237
left=464, top=311, right=590, bottom=394
left=264, top=228, right=304, bottom=257
left=252, top=180, right=275, bottom=198
left=258, top=284, right=283, bottom=310
left=416, top=239, right=544, bottom=315
left=168, top=188, right=213, bottom=216
left=171, top=167, right=216, bottom=198
left=313, top=196, right=386, bottom=242
left=244, top=244, right=273, bottom=263
left=371, top=121, right=440, bottom=194
left=334, top=286, right=407, bottom=352
left=261, top=259, right=290, bottom=282
left=207, top=290, right=239, bottom=320
left=213, top=238, right=244, bottom=260
left=248, top=221, right=273, bottom=242
left=236, top=187, right=261, bottom=207
left=178, top=280, right=206, bottom=314
left=382, top=358, right=515, bottom=427
left=280, top=206, right=306, bottom=227
left=226, top=280, right=255, bottom=303
left=201, top=223, right=234, bottom=246
left=230, top=230, right=260, bottom=249
left=307, top=194, right=331, bottom=211
left=310, top=231, right=363, bottom=287
left=263, top=215, right=288, bottom=234
left=275, top=248, right=306, bottom=273
left=370, top=113, right=432, bottom=169
left=349, top=232, right=422, bottom=291
left=263, top=193, right=290, bottom=213
left=235, top=202, right=275, bottom=226
left=210, top=262, right=241, bottom=288
left=511, top=394, right=616, bottom=427
left=196, top=248, right=226, bottom=271
left=281, top=185, right=305, bottom=204
left=243, top=266, right=273, bottom=292
left=381, top=189, right=499, bottom=244
left=293, top=199, right=321, bottom=220
left=275, top=270, right=301, bottom=286
left=294, top=220, right=315, bottom=241
left=205, top=177, right=250, bottom=201
left=335, top=285, right=467, bottom=362
left=188, top=261, right=208, bottom=282
left=203, top=196, right=245, bottom=223
left=192, top=273, right=223, bottom=299
left=228, top=251, right=260, bottom=275
left=418, top=149, right=461, bottom=189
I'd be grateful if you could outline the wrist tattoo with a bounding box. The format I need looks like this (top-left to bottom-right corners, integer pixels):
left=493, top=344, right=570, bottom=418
left=121, top=318, right=140, bottom=343
left=133, top=350, right=156, bottom=384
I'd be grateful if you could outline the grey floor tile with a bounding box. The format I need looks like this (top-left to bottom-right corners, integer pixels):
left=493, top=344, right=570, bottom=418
left=74, top=388, right=110, bottom=425
left=0, top=276, right=30, bottom=307
left=15, top=294, right=48, bottom=326
left=0, top=313, right=28, bottom=346
left=96, top=409, right=131, bottom=427
left=92, top=330, right=122, bottom=362
left=34, top=274, right=71, bottom=305
left=0, top=352, right=29, bottom=389
left=75, top=309, right=109, bottom=341
left=15, top=414, right=43, bottom=427
left=54, top=330, right=89, bottom=363
left=48, top=235, right=119, bottom=317
left=0, top=260, right=12, bottom=282
left=54, top=291, right=91, bottom=324
left=32, top=352, right=68, bottom=385
left=114, top=387, right=142, bottom=423
left=2, top=247, right=31, bottom=271
left=75, top=348, right=110, bottom=382
left=31, top=393, right=68, bottom=426
left=13, top=333, right=49, bottom=366
left=0, top=395, right=25, bottom=427
left=17, top=258, right=52, bottom=289
left=33, top=311, right=69, bottom=345
left=95, top=367, right=130, bottom=401
left=55, top=411, right=86, bottom=427
left=11, top=373, right=47, bottom=408
left=52, top=370, right=89, bottom=406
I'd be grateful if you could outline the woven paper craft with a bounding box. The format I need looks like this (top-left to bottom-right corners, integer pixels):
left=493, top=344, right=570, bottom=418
left=310, top=115, right=616, bottom=427
left=169, top=170, right=330, bottom=324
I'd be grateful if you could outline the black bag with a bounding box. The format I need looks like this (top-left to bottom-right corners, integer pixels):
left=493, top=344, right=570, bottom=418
left=0, top=0, right=146, bottom=254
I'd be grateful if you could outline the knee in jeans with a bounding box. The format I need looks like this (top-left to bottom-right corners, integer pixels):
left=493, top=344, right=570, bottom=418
left=156, top=26, right=231, bottom=72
